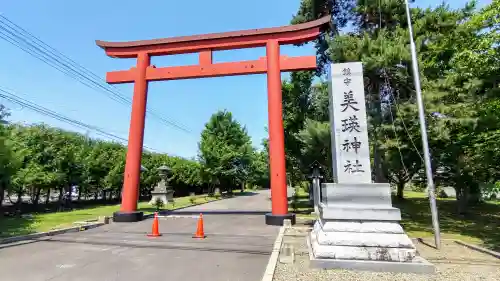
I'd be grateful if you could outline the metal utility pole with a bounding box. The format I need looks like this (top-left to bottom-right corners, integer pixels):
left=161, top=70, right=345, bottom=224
left=404, top=0, right=441, bottom=249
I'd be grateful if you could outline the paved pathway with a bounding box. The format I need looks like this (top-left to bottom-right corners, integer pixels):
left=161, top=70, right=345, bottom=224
left=172, top=189, right=271, bottom=214
left=0, top=190, right=279, bottom=281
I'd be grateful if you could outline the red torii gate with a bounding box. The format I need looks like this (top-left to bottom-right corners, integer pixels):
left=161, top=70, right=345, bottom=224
left=96, top=16, right=330, bottom=225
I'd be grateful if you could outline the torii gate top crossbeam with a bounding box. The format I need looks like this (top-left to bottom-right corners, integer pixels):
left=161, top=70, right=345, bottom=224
left=96, top=16, right=331, bottom=58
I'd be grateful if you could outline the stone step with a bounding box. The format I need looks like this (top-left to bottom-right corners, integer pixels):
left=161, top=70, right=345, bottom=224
left=320, top=204, right=401, bottom=221
left=322, top=183, right=392, bottom=206
left=313, top=230, right=415, bottom=248
left=318, top=220, right=405, bottom=234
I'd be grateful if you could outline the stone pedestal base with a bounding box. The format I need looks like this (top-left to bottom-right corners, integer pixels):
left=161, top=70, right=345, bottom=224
left=308, top=183, right=435, bottom=274
left=310, top=220, right=417, bottom=261
left=308, top=234, right=434, bottom=273
left=149, top=192, right=174, bottom=206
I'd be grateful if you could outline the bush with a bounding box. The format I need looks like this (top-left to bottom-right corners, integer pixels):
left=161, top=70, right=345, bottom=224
left=189, top=192, right=196, bottom=204
left=152, top=198, right=164, bottom=212
left=300, top=181, right=310, bottom=193
left=409, top=183, right=426, bottom=192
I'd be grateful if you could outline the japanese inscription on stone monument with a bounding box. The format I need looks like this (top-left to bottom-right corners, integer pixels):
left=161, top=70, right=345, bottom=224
left=328, top=62, right=372, bottom=184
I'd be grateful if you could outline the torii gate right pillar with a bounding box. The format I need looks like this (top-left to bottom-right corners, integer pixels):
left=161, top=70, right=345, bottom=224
left=265, top=40, right=294, bottom=225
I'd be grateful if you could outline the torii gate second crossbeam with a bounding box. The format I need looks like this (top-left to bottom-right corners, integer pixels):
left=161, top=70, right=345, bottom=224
left=96, top=16, right=331, bottom=226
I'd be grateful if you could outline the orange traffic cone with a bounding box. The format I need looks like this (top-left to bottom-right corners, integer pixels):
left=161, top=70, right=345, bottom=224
left=147, top=212, right=161, bottom=237
left=192, top=213, right=206, bottom=239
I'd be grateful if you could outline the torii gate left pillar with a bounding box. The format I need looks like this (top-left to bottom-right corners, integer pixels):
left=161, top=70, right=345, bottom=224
left=96, top=16, right=330, bottom=225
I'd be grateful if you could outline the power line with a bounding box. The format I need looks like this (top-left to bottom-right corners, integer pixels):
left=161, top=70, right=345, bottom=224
left=0, top=19, right=131, bottom=106
left=0, top=87, right=161, bottom=152
left=377, top=0, right=422, bottom=167
left=0, top=14, right=191, bottom=134
left=389, top=88, right=425, bottom=162
left=0, top=86, right=164, bottom=153
left=382, top=74, right=411, bottom=178
left=0, top=15, right=190, bottom=131
left=382, top=71, right=425, bottom=163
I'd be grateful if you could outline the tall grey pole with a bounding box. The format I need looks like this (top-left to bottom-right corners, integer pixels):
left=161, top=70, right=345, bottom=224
left=404, top=0, right=441, bottom=249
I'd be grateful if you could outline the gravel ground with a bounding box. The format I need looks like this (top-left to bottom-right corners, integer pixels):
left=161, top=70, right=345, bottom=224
left=273, top=227, right=500, bottom=281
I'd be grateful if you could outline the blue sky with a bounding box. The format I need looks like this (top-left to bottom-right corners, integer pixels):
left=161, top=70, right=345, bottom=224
left=0, top=0, right=489, bottom=159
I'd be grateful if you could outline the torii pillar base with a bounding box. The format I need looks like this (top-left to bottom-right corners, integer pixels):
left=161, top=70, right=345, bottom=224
left=113, top=211, right=144, bottom=223
left=265, top=213, right=296, bottom=226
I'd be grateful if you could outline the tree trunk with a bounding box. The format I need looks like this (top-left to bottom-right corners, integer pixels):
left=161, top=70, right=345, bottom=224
left=371, top=82, right=386, bottom=183
left=66, top=185, right=73, bottom=210
left=29, top=187, right=36, bottom=203
left=66, top=185, right=72, bottom=202
left=373, top=144, right=385, bottom=182
left=45, top=188, right=51, bottom=205
left=16, top=189, right=23, bottom=214
left=58, top=187, right=64, bottom=203
left=33, top=187, right=41, bottom=209
left=468, top=183, right=481, bottom=204
left=16, top=190, right=23, bottom=205
left=0, top=182, right=4, bottom=212
left=94, top=192, right=98, bottom=201
left=57, top=187, right=64, bottom=211
left=457, top=187, right=469, bottom=215
left=397, top=182, right=405, bottom=200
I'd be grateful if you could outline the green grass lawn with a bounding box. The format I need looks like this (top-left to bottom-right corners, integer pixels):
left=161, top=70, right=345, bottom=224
left=0, top=194, right=218, bottom=238
left=394, top=191, right=500, bottom=250
left=290, top=188, right=500, bottom=250
left=289, top=188, right=317, bottom=219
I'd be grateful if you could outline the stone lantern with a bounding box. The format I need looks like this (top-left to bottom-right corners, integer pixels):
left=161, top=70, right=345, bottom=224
left=149, top=165, right=175, bottom=206
left=308, top=161, right=323, bottom=214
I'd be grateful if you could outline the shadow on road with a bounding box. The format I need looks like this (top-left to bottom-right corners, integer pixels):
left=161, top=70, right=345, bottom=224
left=165, top=210, right=269, bottom=215
left=98, top=230, right=276, bottom=239
left=231, top=191, right=259, bottom=197
left=0, top=239, right=41, bottom=250
left=44, top=237, right=271, bottom=256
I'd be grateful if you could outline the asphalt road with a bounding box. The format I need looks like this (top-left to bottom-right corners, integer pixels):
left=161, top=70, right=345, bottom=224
left=0, top=190, right=279, bottom=281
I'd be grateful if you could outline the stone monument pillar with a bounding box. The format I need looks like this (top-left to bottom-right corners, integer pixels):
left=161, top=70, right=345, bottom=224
left=149, top=165, right=174, bottom=207
left=307, top=62, right=434, bottom=273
